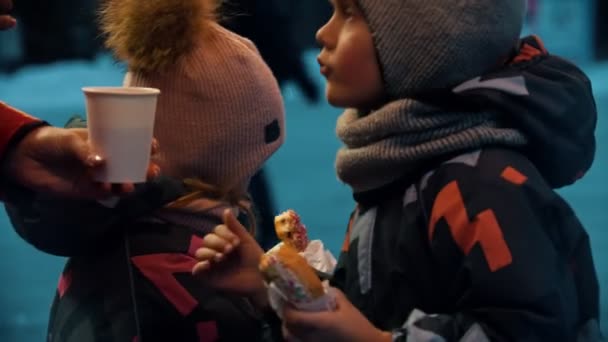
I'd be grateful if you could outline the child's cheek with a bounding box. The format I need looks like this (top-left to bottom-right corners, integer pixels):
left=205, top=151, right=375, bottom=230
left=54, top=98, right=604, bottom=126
left=337, top=37, right=376, bottom=83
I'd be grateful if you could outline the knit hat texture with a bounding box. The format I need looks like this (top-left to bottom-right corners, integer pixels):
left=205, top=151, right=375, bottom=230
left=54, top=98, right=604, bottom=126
left=100, top=0, right=285, bottom=192
left=355, top=0, right=527, bottom=98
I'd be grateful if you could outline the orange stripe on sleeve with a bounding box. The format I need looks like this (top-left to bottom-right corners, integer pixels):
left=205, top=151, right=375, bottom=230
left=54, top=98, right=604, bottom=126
left=429, top=181, right=512, bottom=272
left=341, top=209, right=357, bottom=252
left=501, top=166, right=528, bottom=185
left=511, top=35, right=548, bottom=64
left=512, top=43, right=543, bottom=63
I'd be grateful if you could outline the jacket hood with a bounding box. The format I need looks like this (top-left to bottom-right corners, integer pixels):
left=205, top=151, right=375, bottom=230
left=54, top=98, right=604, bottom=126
left=439, top=36, right=597, bottom=188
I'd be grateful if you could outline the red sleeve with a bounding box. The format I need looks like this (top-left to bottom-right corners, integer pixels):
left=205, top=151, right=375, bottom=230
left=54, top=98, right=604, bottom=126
left=0, top=102, right=42, bottom=161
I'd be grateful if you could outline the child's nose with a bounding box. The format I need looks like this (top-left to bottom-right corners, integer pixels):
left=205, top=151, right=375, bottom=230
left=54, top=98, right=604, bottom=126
left=316, top=24, right=329, bottom=48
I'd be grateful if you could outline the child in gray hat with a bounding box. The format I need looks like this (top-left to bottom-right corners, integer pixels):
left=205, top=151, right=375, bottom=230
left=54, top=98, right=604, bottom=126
left=194, top=0, right=601, bottom=341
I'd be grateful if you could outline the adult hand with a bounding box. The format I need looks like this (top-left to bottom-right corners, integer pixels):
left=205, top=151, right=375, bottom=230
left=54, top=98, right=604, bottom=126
left=2, top=126, right=160, bottom=199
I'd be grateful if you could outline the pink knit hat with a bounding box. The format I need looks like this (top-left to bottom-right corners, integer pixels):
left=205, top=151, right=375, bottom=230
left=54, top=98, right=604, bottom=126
left=101, top=0, right=285, bottom=193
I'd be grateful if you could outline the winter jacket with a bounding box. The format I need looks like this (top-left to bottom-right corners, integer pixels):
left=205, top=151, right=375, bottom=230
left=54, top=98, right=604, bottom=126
left=332, top=36, right=600, bottom=341
left=5, top=171, right=275, bottom=341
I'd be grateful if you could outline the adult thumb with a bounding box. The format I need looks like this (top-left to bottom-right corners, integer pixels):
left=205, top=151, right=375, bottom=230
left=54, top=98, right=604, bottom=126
left=223, top=208, right=256, bottom=242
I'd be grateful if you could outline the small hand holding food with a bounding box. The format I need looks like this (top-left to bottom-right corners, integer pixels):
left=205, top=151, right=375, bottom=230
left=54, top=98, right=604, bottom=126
left=192, top=209, right=268, bottom=307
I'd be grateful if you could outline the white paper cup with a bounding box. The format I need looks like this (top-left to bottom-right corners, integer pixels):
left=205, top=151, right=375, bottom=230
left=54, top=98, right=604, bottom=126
left=83, top=87, right=160, bottom=183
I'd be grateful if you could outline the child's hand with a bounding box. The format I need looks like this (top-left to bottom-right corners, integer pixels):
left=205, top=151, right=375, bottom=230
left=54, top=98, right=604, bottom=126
left=282, top=288, right=392, bottom=342
left=192, top=209, right=268, bottom=308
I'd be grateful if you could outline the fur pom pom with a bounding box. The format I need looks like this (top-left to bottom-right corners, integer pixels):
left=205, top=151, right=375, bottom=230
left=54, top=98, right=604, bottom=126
left=100, top=0, right=220, bottom=73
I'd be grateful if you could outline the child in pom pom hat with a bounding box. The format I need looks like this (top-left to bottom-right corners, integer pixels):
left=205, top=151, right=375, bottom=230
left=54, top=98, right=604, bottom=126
left=5, top=0, right=287, bottom=340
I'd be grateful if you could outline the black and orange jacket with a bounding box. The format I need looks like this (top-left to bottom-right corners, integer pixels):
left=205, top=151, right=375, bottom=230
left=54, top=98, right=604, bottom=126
left=5, top=175, right=276, bottom=342
left=333, top=148, right=600, bottom=341
left=332, top=36, right=601, bottom=341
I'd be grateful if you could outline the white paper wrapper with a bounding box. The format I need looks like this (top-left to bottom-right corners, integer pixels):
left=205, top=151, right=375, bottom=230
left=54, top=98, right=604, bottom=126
left=268, top=280, right=336, bottom=319
left=300, top=240, right=337, bottom=275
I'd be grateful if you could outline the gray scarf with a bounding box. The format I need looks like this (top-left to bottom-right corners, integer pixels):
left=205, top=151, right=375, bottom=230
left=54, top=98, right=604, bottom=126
left=335, top=98, right=528, bottom=193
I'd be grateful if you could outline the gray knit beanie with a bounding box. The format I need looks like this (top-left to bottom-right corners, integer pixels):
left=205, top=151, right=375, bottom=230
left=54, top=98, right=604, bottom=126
left=355, top=0, right=527, bottom=99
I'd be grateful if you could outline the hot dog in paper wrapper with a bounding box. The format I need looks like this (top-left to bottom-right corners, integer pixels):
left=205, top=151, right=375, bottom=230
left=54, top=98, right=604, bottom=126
left=258, top=210, right=337, bottom=316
